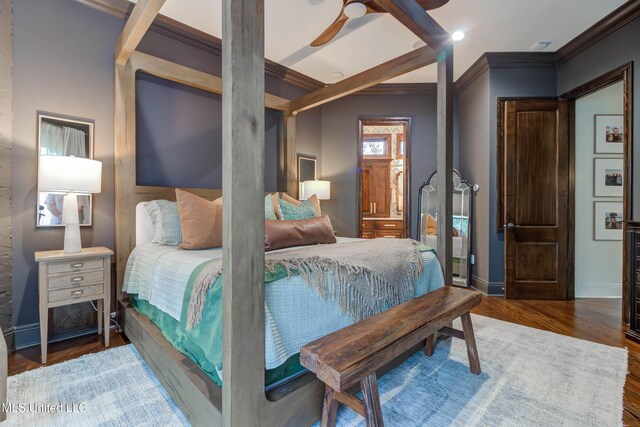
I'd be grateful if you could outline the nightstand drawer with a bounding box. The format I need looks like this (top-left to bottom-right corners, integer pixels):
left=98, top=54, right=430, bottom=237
left=49, top=283, right=104, bottom=303
left=47, top=257, right=104, bottom=275
left=48, top=269, right=104, bottom=290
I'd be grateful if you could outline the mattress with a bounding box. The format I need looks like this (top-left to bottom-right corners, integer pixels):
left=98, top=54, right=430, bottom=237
left=124, top=238, right=445, bottom=387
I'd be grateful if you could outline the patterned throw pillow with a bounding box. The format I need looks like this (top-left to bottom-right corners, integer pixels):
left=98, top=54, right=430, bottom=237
left=265, top=194, right=278, bottom=220
left=278, top=198, right=319, bottom=220
left=145, top=200, right=182, bottom=246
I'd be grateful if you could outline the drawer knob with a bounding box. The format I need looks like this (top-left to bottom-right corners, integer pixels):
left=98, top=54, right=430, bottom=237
left=384, top=224, right=396, bottom=227
left=72, top=289, right=84, bottom=296
left=72, top=277, right=84, bottom=282
left=71, top=263, right=84, bottom=268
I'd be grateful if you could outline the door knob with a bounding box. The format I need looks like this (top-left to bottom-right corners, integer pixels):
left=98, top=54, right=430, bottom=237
left=505, top=223, right=516, bottom=230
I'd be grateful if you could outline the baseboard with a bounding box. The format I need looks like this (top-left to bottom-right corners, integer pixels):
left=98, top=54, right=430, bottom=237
left=575, top=284, right=622, bottom=299
left=14, top=322, right=103, bottom=351
left=471, top=275, right=505, bottom=296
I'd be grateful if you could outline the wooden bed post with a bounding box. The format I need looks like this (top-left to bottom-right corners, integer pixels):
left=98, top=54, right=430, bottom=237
left=436, top=44, right=454, bottom=285
left=284, top=115, right=297, bottom=197
left=221, top=0, right=266, bottom=425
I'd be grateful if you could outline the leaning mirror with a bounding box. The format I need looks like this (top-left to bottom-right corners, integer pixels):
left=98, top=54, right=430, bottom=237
left=418, top=170, right=473, bottom=287
left=37, top=113, right=94, bottom=227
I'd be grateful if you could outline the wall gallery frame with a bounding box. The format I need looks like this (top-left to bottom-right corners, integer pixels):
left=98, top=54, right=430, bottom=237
left=594, top=114, right=624, bottom=154
left=594, top=201, right=624, bottom=241
left=594, top=157, right=624, bottom=197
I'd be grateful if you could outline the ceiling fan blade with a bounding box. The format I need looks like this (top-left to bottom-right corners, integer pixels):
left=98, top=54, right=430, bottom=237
left=311, top=12, right=348, bottom=47
left=416, top=0, right=450, bottom=10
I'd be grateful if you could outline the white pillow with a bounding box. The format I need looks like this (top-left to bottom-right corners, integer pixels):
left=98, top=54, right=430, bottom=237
left=145, top=200, right=182, bottom=246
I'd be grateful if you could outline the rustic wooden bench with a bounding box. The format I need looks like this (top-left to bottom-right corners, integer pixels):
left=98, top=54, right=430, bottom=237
left=300, top=286, right=483, bottom=427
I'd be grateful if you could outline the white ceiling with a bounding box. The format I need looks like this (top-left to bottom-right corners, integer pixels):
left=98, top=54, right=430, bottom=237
left=135, top=0, right=626, bottom=84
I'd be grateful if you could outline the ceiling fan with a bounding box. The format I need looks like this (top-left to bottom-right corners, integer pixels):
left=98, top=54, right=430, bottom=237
left=310, top=0, right=450, bottom=47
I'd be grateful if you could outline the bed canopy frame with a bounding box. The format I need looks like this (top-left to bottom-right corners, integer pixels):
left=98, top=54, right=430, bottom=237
left=113, top=0, right=454, bottom=425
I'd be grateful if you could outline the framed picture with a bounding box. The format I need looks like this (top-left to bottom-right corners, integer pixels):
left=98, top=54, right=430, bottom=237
left=594, top=158, right=623, bottom=197
left=594, top=201, right=623, bottom=241
left=594, top=114, right=623, bottom=154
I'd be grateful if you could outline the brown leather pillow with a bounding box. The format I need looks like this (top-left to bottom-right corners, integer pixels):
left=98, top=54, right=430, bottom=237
left=265, top=215, right=336, bottom=251
left=176, top=189, right=223, bottom=249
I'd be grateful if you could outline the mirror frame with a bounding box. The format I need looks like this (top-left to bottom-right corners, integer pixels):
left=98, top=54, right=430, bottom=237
left=297, top=154, right=317, bottom=199
left=36, top=112, right=95, bottom=228
left=417, top=169, right=474, bottom=287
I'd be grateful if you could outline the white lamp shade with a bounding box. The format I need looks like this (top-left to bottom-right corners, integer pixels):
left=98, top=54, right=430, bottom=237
left=39, top=155, right=102, bottom=194
left=302, top=180, right=330, bottom=200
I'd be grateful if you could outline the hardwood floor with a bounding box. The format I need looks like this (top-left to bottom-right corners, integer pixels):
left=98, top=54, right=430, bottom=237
left=7, top=298, right=638, bottom=424
left=472, top=297, right=639, bottom=425
left=9, top=329, right=129, bottom=377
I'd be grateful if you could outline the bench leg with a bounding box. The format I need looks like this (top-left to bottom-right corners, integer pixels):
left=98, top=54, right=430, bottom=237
left=321, top=386, right=338, bottom=427
left=460, top=312, right=481, bottom=375
left=424, top=333, right=437, bottom=356
left=361, top=373, right=384, bottom=427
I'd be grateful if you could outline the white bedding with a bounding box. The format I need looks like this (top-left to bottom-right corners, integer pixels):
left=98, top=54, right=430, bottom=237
left=123, top=239, right=445, bottom=369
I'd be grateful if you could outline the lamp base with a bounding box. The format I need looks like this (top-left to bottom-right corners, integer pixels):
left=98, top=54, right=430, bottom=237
left=62, top=193, right=82, bottom=254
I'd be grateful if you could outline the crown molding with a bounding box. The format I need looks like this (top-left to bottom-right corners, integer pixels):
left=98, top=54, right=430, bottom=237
left=555, top=0, right=640, bottom=65
left=454, top=52, right=556, bottom=92
left=73, top=0, right=325, bottom=92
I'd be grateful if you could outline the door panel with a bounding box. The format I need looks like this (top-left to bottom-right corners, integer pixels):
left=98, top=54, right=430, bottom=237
left=372, top=162, right=390, bottom=217
left=362, top=166, right=372, bottom=215
left=504, top=100, right=569, bottom=300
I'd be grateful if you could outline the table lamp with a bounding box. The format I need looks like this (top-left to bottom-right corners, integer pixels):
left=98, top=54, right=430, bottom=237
left=302, top=180, right=330, bottom=201
left=38, top=155, right=102, bottom=253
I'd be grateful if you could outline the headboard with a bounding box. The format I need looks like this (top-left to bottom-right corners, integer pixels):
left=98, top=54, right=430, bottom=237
left=115, top=52, right=293, bottom=302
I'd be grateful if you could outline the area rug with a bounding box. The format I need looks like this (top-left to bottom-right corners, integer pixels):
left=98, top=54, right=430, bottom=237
left=5, top=345, right=189, bottom=426
left=5, top=315, right=627, bottom=426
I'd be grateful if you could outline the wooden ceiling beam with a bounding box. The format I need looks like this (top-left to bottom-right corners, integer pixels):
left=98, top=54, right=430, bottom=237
left=114, top=0, right=165, bottom=66
left=289, top=45, right=438, bottom=115
left=375, top=0, right=450, bottom=49
left=128, top=52, right=291, bottom=112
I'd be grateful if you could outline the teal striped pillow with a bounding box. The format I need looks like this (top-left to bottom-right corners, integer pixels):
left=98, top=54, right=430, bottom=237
left=265, top=194, right=277, bottom=220
left=278, top=198, right=318, bottom=220
left=145, top=200, right=182, bottom=246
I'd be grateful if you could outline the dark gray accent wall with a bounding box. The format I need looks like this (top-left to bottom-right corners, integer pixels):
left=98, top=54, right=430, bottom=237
left=135, top=72, right=280, bottom=192
left=11, top=0, right=322, bottom=334
left=12, top=0, right=122, bottom=330
left=558, top=15, right=640, bottom=220
left=458, top=70, right=490, bottom=286
left=319, top=92, right=459, bottom=239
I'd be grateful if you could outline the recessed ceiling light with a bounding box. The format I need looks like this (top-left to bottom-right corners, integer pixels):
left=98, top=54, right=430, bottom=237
left=530, top=41, right=552, bottom=51
left=344, top=2, right=367, bottom=19
left=330, top=72, right=344, bottom=81
left=451, top=31, right=465, bottom=42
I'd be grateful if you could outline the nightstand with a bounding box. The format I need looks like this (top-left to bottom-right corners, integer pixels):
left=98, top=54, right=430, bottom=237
left=35, top=246, right=113, bottom=364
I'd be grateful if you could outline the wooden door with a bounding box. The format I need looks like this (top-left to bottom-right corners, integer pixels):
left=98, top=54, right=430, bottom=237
left=363, top=160, right=391, bottom=218
left=504, top=100, right=569, bottom=299
left=372, top=161, right=390, bottom=217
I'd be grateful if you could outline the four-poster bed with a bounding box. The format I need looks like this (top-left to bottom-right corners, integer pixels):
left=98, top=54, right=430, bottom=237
left=113, top=0, right=455, bottom=425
